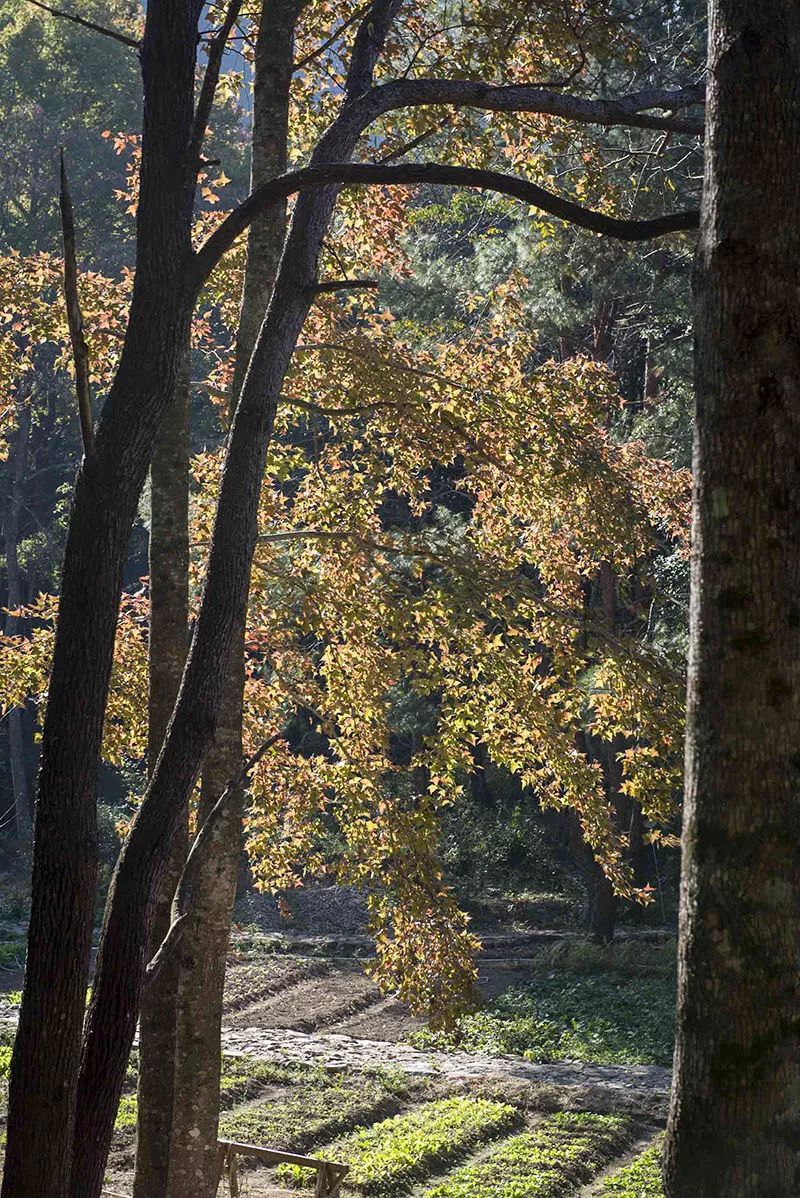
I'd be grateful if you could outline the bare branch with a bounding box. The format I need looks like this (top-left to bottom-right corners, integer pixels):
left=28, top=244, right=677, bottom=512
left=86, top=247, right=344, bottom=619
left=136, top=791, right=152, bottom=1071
left=365, top=79, right=705, bottom=136
left=309, top=277, right=379, bottom=294
left=378, top=126, right=440, bottom=163
left=190, top=0, right=244, bottom=167
left=293, top=4, right=369, bottom=72
left=145, top=733, right=282, bottom=985
left=190, top=159, right=699, bottom=287
left=27, top=0, right=139, bottom=48
left=59, top=150, right=95, bottom=462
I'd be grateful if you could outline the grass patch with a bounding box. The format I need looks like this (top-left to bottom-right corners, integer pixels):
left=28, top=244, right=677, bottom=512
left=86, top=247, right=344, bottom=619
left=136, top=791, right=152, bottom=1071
left=413, top=967, right=675, bottom=1066
left=220, top=1054, right=300, bottom=1106
left=599, top=1137, right=664, bottom=1197
left=282, top=1096, right=520, bottom=1195
left=423, top=1112, right=634, bottom=1198
left=0, top=941, right=25, bottom=969
left=0, top=1045, right=11, bottom=1078
left=114, top=1095, right=138, bottom=1131
left=221, top=1069, right=410, bottom=1154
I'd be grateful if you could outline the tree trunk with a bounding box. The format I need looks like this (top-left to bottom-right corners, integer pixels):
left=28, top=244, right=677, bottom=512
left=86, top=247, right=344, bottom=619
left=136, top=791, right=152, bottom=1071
left=68, top=10, right=402, bottom=1196
left=1, top=1, right=203, bottom=1192
left=133, top=359, right=190, bottom=1198
left=4, top=394, right=33, bottom=842
left=166, top=8, right=297, bottom=1194
left=665, top=5, right=800, bottom=1195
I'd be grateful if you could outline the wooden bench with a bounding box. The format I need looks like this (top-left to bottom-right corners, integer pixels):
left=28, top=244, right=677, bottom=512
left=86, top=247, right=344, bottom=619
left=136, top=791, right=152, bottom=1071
left=215, top=1138, right=349, bottom=1198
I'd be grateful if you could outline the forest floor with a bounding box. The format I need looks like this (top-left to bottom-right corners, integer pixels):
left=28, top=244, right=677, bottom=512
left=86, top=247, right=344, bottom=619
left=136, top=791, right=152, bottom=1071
left=0, top=900, right=673, bottom=1198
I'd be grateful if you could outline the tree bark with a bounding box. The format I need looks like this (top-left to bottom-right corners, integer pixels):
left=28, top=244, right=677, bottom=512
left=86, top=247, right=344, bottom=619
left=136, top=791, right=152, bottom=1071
left=4, top=394, right=33, bottom=842
left=66, top=10, right=403, bottom=1198
left=133, top=359, right=190, bottom=1198
left=166, top=9, right=300, bottom=1194
left=665, top=5, right=800, bottom=1195
left=1, top=2, right=203, bottom=1194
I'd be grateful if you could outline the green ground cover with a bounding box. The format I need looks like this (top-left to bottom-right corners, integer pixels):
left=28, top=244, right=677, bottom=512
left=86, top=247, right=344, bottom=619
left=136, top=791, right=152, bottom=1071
left=219, top=1068, right=409, bottom=1153
left=413, top=957, right=675, bottom=1066
left=423, top=1112, right=633, bottom=1198
left=598, top=1137, right=664, bottom=1197
left=283, top=1096, right=520, bottom=1195
left=110, top=1054, right=305, bottom=1134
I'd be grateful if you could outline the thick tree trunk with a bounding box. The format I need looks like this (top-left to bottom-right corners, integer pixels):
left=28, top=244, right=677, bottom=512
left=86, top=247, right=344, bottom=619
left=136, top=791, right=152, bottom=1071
left=166, top=9, right=297, bottom=1194
left=1, top=3, right=203, bottom=1194
left=4, top=395, right=33, bottom=842
left=665, top=6, right=800, bottom=1196
left=69, top=10, right=402, bottom=1197
left=133, top=360, right=190, bottom=1198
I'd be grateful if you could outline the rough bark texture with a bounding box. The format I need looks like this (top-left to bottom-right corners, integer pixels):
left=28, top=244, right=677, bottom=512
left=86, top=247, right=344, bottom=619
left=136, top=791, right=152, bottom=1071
left=4, top=395, right=33, bottom=841
left=1, top=6, right=702, bottom=1196
left=65, top=11, right=403, bottom=1198
left=1, top=2, right=202, bottom=1191
left=665, top=5, right=800, bottom=1196
left=133, top=361, right=190, bottom=1198
left=166, top=10, right=300, bottom=1194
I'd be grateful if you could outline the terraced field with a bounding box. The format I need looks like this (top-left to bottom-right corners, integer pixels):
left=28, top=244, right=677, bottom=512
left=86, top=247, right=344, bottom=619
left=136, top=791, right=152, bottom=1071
left=0, top=929, right=673, bottom=1197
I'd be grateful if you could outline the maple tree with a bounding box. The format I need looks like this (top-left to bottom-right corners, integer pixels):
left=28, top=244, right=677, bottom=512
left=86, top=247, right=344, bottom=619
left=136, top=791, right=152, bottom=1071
left=0, top=2, right=706, bottom=1197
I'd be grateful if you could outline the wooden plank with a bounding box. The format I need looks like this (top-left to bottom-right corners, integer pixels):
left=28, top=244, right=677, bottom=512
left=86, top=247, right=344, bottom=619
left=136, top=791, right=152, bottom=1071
left=217, top=1139, right=349, bottom=1174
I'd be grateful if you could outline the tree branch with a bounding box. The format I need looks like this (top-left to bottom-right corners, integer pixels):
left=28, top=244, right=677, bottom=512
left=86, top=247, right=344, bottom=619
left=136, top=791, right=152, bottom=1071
left=145, top=733, right=282, bottom=984
left=308, top=277, right=379, bottom=293
left=365, top=78, right=705, bottom=136
left=27, top=0, right=139, bottom=48
left=190, top=160, right=699, bottom=287
left=345, top=0, right=404, bottom=97
left=293, top=4, right=369, bottom=72
left=59, top=150, right=95, bottom=462
left=189, top=0, right=244, bottom=167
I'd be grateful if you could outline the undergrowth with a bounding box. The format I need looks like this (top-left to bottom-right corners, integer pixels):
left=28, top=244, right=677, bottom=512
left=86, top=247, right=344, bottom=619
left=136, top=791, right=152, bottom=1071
left=282, top=1096, right=520, bottom=1194
left=599, top=1136, right=665, bottom=1197
left=423, top=1112, right=634, bottom=1198
left=219, top=1068, right=410, bottom=1153
left=412, top=965, right=675, bottom=1066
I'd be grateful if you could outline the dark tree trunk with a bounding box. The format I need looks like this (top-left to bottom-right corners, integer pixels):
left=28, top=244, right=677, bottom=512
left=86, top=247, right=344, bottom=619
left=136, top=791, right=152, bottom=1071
left=64, top=11, right=403, bottom=1197
left=165, top=8, right=297, bottom=1195
left=567, top=806, right=617, bottom=944
left=665, top=5, right=800, bottom=1195
left=133, top=359, right=190, bottom=1198
left=4, top=394, right=33, bottom=842
left=1, top=2, right=203, bottom=1194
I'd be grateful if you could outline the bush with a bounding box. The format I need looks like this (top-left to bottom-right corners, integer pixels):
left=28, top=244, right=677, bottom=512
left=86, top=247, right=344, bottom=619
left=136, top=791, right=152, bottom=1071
left=423, top=1112, right=633, bottom=1198
left=283, top=1097, right=520, bottom=1194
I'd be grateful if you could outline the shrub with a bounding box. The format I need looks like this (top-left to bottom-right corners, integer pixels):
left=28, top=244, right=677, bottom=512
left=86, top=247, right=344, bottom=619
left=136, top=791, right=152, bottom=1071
left=283, top=1096, right=520, bottom=1194
left=423, top=1112, right=633, bottom=1198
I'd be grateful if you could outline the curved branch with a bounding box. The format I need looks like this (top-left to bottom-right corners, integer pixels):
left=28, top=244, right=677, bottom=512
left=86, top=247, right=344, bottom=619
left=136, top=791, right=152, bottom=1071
left=190, top=160, right=699, bottom=287
left=364, top=79, right=705, bottom=136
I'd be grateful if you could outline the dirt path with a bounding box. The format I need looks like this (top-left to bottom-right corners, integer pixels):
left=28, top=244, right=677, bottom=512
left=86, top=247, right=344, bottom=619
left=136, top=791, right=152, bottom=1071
left=220, top=1024, right=671, bottom=1094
